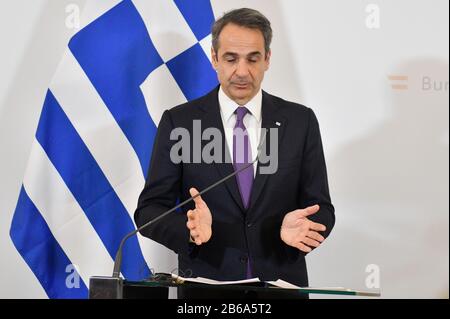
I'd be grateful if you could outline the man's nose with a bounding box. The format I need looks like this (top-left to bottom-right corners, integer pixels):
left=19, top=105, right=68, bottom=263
left=235, top=60, right=250, bottom=78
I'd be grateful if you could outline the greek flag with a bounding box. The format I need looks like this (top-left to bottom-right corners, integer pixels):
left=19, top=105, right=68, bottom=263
left=9, top=0, right=218, bottom=299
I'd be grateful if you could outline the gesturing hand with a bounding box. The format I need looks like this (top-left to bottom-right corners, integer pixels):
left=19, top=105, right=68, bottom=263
left=280, top=205, right=326, bottom=253
left=186, top=188, right=212, bottom=245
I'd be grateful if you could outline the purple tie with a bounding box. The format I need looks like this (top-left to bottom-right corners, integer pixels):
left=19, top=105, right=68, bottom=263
left=233, top=107, right=254, bottom=208
left=233, top=107, right=254, bottom=278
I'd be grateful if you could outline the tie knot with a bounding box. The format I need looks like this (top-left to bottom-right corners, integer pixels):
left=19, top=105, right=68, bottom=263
left=235, top=107, right=249, bottom=123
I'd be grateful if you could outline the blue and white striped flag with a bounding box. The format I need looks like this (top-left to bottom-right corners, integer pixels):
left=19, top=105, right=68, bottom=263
left=10, top=0, right=218, bottom=299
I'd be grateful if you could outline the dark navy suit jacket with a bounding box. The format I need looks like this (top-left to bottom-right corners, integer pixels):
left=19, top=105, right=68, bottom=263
left=134, top=86, right=335, bottom=287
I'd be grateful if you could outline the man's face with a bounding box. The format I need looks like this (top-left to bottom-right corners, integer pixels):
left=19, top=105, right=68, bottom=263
left=212, top=23, right=271, bottom=106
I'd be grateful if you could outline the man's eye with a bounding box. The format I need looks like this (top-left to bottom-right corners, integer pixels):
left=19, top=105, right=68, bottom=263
left=226, top=59, right=236, bottom=63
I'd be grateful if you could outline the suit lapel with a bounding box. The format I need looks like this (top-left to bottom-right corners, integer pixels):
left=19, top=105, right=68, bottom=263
left=199, top=87, right=246, bottom=212
left=248, top=91, right=287, bottom=212
left=198, top=88, right=287, bottom=213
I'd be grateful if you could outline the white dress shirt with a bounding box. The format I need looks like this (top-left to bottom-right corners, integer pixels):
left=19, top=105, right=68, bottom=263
left=218, top=86, right=262, bottom=177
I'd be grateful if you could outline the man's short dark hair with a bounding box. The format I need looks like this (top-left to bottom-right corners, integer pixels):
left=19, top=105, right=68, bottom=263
left=212, top=8, right=272, bottom=56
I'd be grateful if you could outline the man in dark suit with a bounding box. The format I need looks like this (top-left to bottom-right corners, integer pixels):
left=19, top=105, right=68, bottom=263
left=134, top=8, right=335, bottom=297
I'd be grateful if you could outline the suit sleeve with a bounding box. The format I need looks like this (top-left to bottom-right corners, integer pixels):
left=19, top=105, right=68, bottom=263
left=299, top=108, right=335, bottom=239
left=134, top=110, right=192, bottom=257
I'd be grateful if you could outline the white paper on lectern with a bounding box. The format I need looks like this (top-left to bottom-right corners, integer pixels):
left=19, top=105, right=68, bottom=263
left=171, top=273, right=261, bottom=285
left=171, top=274, right=351, bottom=292
left=267, top=279, right=349, bottom=291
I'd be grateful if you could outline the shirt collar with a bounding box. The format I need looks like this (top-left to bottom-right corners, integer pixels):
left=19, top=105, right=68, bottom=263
left=218, top=86, right=262, bottom=123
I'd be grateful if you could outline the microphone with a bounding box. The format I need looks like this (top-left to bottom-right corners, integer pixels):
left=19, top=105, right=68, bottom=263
left=112, top=129, right=268, bottom=278
left=89, top=129, right=267, bottom=298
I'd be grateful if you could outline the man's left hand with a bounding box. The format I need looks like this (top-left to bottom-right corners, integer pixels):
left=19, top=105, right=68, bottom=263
left=280, top=204, right=326, bottom=253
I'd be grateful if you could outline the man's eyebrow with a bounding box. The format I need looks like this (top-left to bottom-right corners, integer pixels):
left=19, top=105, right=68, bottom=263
left=247, top=51, right=262, bottom=57
left=221, top=51, right=263, bottom=58
left=222, top=52, right=239, bottom=58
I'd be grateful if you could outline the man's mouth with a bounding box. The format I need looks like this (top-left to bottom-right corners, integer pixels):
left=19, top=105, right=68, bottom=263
left=232, top=83, right=250, bottom=89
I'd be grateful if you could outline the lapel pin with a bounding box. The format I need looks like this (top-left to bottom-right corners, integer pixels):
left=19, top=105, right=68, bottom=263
left=275, top=121, right=281, bottom=127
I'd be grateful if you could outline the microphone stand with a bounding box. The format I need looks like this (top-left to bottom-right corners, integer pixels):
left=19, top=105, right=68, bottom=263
left=89, top=131, right=267, bottom=299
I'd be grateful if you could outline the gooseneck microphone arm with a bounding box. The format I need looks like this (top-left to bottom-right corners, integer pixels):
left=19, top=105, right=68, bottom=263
left=112, top=130, right=267, bottom=278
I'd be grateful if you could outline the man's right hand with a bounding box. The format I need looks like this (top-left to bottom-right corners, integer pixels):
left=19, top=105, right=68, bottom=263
left=186, top=188, right=212, bottom=245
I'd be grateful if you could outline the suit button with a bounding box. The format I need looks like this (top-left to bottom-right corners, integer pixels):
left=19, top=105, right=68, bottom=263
left=240, top=256, right=248, bottom=263
left=246, top=222, right=252, bottom=228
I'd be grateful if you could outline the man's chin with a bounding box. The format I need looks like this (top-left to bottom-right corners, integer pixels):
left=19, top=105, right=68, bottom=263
left=230, top=87, right=252, bottom=97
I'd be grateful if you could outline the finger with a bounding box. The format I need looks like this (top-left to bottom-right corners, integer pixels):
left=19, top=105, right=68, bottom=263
left=187, top=211, right=201, bottom=230
left=190, top=230, right=199, bottom=238
left=186, top=220, right=196, bottom=230
left=195, top=237, right=202, bottom=245
left=309, top=221, right=326, bottom=232
left=189, top=188, right=205, bottom=208
left=187, top=210, right=195, bottom=220
left=294, top=242, right=312, bottom=253
left=307, top=231, right=325, bottom=242
left=302, top=237, right=321, bottom=248
left=298, top=204, right=320, bottom=218
left=187, top=210, right=200, bottom=226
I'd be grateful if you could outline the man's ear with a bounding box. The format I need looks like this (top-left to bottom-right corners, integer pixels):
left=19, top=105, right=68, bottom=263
left=265, top=49, right=272, bottom=71
left=211, top=47, right=218, bottom=69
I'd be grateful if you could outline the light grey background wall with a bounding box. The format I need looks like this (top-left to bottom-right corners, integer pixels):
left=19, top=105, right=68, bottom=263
left=0, top=0, right=448, bottom=298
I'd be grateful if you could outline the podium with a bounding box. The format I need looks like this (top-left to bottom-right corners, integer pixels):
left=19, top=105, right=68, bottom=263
left=89, top=275, right=380, bottom=299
